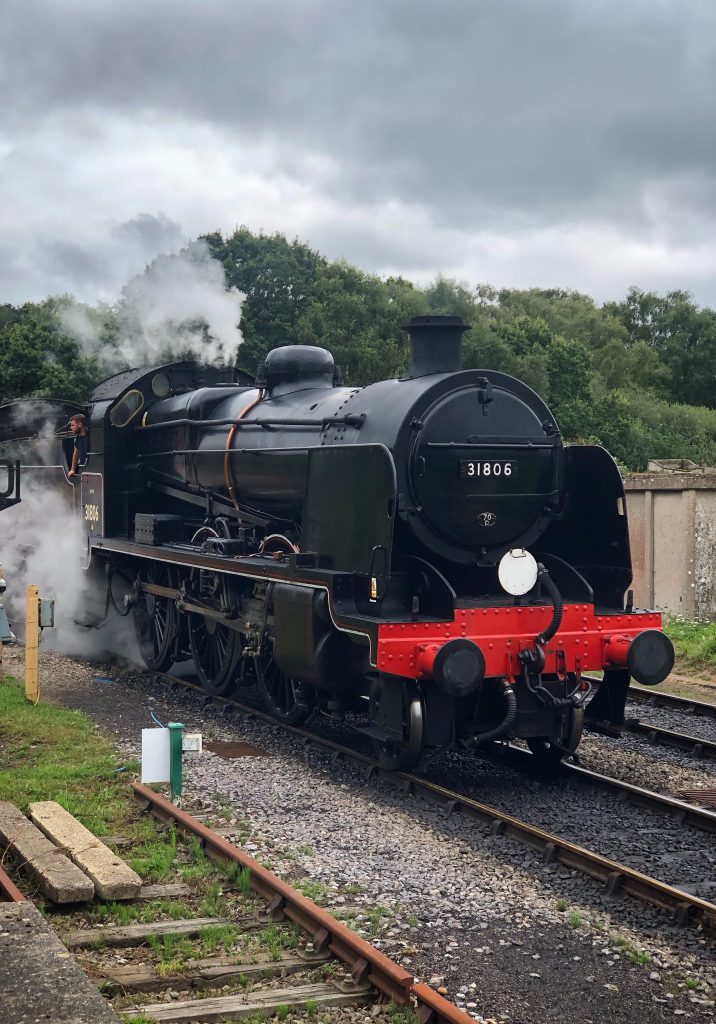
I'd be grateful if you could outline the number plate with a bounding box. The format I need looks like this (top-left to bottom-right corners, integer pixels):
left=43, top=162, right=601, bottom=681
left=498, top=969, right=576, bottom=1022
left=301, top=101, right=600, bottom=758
left=459, top=460, right=514, bottom=479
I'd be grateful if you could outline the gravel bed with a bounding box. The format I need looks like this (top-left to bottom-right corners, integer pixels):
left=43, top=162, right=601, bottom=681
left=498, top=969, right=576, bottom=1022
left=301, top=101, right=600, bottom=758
left=623, top=698, right=716, bottom=745
left=3, top=648, right=715, bottom=1023
left=576, top=730, right=716, bottom=798
left=416, top=749, right=716, bottom=897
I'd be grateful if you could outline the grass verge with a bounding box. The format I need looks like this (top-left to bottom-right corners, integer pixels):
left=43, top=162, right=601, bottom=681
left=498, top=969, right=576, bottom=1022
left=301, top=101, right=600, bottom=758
left=0, top=674, right=138, bottom=835
left=664, top=618, right=716, bottom=672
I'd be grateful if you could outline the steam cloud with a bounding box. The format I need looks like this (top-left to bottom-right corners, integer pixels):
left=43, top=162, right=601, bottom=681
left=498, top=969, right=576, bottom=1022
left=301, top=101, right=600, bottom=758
left=2, top=235, right=244, bottom=663
left=1, top=479, right=140, bottom=662
left=61, top=238, right=246, bottom=372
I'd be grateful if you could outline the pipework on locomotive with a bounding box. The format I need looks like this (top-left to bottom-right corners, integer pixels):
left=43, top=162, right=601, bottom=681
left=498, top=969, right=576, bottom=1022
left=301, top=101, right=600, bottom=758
left=3, top=316, right=675, bottom=769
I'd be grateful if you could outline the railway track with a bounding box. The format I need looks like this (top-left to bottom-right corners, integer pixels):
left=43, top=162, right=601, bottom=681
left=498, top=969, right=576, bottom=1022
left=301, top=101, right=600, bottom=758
left=0, top=793, right=471, bottom=1024
left=625, top=683, right=716, bottom=719
left=622, top=718, right=716, bottom=759
left=149, top=671, right=716, bottom=937
left=584, top=677, right=716, bottom=757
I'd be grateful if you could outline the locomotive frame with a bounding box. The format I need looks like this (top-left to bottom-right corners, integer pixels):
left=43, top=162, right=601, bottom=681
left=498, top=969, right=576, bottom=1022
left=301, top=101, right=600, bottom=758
left=4, top=317, right=675, bottom=769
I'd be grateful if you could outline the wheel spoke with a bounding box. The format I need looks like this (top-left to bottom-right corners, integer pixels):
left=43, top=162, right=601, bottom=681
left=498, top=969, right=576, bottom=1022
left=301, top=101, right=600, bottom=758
left=134, top=565, right=176, bottom=673
left=255, top=645, right=311, bottom=725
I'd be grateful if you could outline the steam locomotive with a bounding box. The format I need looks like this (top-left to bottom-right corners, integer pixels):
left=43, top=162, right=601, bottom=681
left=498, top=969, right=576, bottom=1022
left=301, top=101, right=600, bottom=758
left=4, top=316, right=675, bottom=768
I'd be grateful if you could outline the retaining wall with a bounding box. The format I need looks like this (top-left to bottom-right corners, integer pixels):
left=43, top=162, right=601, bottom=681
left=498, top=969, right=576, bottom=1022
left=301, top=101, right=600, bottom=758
left=624, top=472, right=716, bottom=621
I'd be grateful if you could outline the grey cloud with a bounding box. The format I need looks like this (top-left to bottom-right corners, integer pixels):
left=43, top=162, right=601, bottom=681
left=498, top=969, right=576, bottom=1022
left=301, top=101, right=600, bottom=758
left=0, top=214, right=188, bottom=302
left=111, top=213, right=185, bottom=252
left=1, top=0, right=715, bottom=305
left=1, top=0, right=715, bottom=234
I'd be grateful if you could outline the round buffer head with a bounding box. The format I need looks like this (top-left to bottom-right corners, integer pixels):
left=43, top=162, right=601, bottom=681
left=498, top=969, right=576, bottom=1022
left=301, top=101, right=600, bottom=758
left=498, top=548, right=539, bottom=597
left=627, top=629, right=675, bottom=686
left=433, top=639, right=486, bottom=697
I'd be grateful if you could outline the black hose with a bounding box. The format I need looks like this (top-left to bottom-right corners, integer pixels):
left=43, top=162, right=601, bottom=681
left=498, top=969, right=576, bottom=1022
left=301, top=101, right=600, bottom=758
left=472, top=680, right=518, bottom=744
left=522, top=664, right=590, bottom=708
left=535, top=566, right=563, bottom=646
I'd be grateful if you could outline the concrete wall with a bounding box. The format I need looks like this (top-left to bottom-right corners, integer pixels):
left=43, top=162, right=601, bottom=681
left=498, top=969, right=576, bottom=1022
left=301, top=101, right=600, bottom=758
left=624, top=472, right=716, bottom=621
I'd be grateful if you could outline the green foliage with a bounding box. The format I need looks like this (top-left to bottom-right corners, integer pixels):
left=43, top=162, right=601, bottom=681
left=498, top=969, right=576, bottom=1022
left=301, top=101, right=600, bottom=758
left=0, top=297, right=103, bottom=405
left=604, top=286, right=716, bottom=407
left=5, top=228, right=716, bottom=470
left=198, top=923, right=238, bottom=955
left=384, top=1001, right=421, bottom=1024
left=664, top=618, right=716, bottom=667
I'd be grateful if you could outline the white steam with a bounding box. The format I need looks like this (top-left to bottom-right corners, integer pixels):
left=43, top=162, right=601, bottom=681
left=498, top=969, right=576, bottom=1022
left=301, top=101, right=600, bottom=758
left=2, top=236, right=245, bottom=664
left=1, top=478, right=140, bottom=662
left=60, top=238, right=245, bottom=372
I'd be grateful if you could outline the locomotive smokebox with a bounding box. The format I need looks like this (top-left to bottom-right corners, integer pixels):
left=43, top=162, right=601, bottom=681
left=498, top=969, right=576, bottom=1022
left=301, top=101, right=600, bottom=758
left=401, top=315, right=470, bottom=377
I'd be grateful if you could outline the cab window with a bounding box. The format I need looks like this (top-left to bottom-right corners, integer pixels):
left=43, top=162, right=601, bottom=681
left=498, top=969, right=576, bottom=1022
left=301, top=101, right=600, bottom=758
left=109, top=390, right=144, bottom=427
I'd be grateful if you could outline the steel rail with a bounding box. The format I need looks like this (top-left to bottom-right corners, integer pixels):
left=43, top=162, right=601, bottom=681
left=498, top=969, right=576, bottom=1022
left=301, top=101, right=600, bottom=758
left=628, top=684, right=716, bottom=718
left=152, top=672, right=716, bottom=932
left=131, top=783, right=473, bottom=1024
left=500, top=747, right=716, bottom=833
left=586, top=676, right=716, bottom=720
left=624, top=719, right=716, bottom=759
left=0, top=862, right=26, bottom=903
left=158, top=672, right=716, bottom=832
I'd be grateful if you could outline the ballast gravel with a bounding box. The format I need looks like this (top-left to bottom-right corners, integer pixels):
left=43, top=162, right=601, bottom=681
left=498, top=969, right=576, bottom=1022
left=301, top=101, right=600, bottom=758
left=3, top=647, right=715, bottom=1024
left=622, top=696, right=716, bottom=743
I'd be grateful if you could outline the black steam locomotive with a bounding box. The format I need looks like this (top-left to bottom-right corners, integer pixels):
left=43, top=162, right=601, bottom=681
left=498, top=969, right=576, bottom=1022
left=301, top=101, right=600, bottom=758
left=7, top=316, right=675, bottom=768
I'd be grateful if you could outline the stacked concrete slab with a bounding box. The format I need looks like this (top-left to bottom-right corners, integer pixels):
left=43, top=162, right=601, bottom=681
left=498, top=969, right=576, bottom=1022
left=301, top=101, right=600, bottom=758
left=29, top=800, right=142, bottom=900
left=0, top=800, right=142, bottom=902
left=0, top=801, right=94, bottom=903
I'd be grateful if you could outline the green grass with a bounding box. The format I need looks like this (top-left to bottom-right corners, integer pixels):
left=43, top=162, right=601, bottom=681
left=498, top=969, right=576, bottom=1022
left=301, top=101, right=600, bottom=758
left=611, top=933, right=651, bottom=966
left=250, top=922, right=301, bottom=962
left=130, top=828, right=179, bottom=882
left=556, top=899, right=568, bottom=912
left=296, top=880, right=331, bottom=904
left=385, top=1002, right=421, bottom=1024
left=148, top=932, right=197, bottom=975
left=665, top=618, right=716, bottom=668
left=567, top=910, right=583, bottom=928
left=0, top=676, right=130, bottom=833
left=199, top=923, right=239, bottom=955
left=627, top=949, right=652, bottom=965
left=365, top=904, right=393, bottom=936
left=236, top=865, right=253, bottom=895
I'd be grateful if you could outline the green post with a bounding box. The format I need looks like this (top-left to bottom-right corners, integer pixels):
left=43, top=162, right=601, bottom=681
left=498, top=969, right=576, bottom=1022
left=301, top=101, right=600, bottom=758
left=168, top=722, right=184, bottom=804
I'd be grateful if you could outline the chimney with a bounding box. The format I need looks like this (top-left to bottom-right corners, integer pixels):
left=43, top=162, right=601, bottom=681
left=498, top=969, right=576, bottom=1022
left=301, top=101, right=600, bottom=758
left=401, top=315, right=470, bottom=377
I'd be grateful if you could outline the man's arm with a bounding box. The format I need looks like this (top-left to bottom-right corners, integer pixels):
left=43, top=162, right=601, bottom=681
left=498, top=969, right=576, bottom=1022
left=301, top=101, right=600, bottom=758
left=68, top=447, right=79, bottom=478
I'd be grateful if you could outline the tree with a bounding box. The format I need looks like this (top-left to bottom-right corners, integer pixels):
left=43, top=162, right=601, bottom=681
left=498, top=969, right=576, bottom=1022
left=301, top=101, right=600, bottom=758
left=605, top=287, right=716, bottom=407
left=203, top=228, right=327, bottom=373
left=0, top=300, right=101, bottom=405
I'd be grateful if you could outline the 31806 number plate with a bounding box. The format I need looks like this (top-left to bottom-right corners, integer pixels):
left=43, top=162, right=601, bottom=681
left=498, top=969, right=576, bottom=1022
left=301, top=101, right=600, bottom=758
left=459, top=460, right=514, bottom=479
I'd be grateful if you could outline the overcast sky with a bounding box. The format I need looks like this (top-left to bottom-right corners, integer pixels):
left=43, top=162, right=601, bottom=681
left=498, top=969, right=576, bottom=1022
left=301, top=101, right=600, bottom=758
left=1, top=0, right=715, bottom=307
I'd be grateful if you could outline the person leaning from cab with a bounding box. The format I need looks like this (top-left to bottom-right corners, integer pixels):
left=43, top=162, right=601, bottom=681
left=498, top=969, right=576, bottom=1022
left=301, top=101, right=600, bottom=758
left=68, top=413, right=88, bottom=480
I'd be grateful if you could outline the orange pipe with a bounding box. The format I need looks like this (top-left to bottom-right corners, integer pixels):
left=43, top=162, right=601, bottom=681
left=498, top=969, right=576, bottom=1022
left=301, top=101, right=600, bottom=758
left=224, top=390, right=263, bottom=512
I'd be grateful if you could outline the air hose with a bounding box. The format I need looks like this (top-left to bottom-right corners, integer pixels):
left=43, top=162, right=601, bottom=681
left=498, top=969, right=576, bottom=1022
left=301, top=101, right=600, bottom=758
left=472, top=679, right=518, bottom=744
left=519, top=564, right=591, bottom=708
left=535, top=564, right=563, bottom=646
left=522, top=664, right=593, bottom=708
